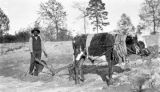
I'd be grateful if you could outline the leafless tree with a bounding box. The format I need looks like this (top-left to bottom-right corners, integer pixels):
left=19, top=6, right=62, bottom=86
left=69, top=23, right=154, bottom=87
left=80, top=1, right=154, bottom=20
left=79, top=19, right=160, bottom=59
left=139, top=0, right=160, bottom=34
left=72, top=2, right=88, bottom=34
left=39, top=0, right=66, bottom=40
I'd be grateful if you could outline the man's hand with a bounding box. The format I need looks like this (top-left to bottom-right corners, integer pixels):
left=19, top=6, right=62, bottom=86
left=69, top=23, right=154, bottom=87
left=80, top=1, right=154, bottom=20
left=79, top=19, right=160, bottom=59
left=30, top=52, right=35, bottom=57
left=30, top=52, right=33, bottom=55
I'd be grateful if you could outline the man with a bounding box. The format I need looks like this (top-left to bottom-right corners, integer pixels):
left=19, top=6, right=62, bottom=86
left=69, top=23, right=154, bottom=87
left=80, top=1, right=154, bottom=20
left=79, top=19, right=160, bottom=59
left=29, top=28, right=48, bottom=76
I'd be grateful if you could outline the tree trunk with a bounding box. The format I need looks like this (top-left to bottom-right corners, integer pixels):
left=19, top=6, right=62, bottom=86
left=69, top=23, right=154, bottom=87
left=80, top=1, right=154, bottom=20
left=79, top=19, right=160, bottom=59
left=152, top=8, right=156, bottom=34
left=83, top=15, right=86, bottom=34
left=55, top=22, right=59, bottom=40
left=96, top=15, right=99, bottom=33
left=153, top=18, right=156, bottom=34
left=0, top=30, right=3, bottom=55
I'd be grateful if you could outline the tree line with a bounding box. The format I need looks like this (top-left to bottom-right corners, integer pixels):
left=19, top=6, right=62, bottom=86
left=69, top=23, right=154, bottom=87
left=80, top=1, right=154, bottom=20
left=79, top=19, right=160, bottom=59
left=74, top=0, right=160, bottom=34
left=0, top=31, right=30, bottom=43
left=0, top=0, right=160, bottom=43
left=0, top=28, right=72, bottom=43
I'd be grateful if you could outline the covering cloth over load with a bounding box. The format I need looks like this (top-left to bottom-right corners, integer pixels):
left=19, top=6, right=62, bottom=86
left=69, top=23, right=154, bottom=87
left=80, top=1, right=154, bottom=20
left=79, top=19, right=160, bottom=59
left=114, top=34, right=127, bottom=63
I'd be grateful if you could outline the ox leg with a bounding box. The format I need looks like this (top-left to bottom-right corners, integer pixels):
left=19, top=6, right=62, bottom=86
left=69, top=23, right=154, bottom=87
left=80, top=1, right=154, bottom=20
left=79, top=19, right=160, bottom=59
left=100, top=74, right=108, bottom=83
left=79, top=58, right=85, bottom=82
left=73, top=52, right=80, bottom=84
left=106, top=54, right=113, bottom=86
left=74, top=60, right=80, bottom=84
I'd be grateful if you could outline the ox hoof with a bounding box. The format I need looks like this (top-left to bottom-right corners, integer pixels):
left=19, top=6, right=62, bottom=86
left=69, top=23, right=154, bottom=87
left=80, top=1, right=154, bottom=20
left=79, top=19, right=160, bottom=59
left=79, top=76, right=85, bottom=82
left=75, top=80, right=80, bottom=85
left=106, top=79, right=114, bottom=86
left=29, top=72, right=33, bottom=76
left=80, top=78, right=85, bottom=82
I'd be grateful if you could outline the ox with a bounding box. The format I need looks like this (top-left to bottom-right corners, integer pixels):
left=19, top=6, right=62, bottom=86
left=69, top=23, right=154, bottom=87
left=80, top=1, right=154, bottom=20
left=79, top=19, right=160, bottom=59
left=72, top=32, right=143, bottom=85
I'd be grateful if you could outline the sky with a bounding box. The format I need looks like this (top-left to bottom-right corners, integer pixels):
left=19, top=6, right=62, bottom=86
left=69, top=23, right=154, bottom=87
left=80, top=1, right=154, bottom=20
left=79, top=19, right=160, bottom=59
left=0, top=0, right=144, bottom=35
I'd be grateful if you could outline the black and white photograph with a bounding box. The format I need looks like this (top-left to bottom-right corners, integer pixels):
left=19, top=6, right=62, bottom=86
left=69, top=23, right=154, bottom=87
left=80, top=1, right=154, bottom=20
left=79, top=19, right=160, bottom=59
left=0, top=0, right=160, bottom=92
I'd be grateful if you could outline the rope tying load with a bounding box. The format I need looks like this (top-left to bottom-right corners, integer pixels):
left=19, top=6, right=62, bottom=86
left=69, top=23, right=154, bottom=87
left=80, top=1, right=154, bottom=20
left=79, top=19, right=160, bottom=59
left=114, top=34, right=127, bottom=63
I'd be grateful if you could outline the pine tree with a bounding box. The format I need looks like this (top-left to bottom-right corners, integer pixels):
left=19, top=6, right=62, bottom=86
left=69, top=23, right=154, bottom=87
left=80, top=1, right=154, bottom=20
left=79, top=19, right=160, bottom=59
left=86, top=0, right=109, bottom=33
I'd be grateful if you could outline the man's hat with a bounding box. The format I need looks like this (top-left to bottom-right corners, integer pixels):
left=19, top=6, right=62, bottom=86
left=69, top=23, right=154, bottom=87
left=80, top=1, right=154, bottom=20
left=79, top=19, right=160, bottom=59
left=31, top=28, right=40, bottom=34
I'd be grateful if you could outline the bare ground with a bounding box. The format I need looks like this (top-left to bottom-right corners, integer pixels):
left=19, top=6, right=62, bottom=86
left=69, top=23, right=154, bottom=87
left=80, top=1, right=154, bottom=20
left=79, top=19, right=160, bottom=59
left=0, top=41, right=160, bottom=92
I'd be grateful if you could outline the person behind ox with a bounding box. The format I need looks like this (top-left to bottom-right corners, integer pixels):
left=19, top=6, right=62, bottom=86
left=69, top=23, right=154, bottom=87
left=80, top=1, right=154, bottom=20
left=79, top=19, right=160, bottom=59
left=29, top=28, right=48, bottom=76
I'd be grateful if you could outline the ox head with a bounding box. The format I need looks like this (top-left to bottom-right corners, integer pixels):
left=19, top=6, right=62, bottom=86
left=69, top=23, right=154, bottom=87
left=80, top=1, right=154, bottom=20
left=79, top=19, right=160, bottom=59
left=126, top=34, right=140, bottom=55
left=72, top=35, right=87, bottom=62
left=126, top=34, right=151, bottom=56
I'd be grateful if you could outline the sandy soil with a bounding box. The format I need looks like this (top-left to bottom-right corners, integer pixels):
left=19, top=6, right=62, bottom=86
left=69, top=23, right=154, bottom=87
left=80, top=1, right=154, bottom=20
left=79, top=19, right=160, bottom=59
left=0, top=41, right=160, bottom=92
